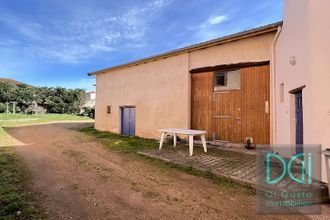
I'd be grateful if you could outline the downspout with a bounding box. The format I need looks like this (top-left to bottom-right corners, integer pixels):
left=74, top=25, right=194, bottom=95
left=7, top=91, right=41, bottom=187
left=271, top=25, right=282, bottom=149
left=188, top=51, right=191, bottom=129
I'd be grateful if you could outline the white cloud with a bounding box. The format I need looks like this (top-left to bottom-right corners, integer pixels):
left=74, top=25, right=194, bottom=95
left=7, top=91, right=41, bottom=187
left=186, top=14, right=229, bottom=42
left=0, top=0, right=171, bottom=63
left=148, top=0, right=171, bottom=8
left=90, top=44, right=116, bottom=52
left=199, top=15, right=228, bottom=28
left=207, top=15, right=227, bottom=25
left=187, top=14, right=228, bottom=31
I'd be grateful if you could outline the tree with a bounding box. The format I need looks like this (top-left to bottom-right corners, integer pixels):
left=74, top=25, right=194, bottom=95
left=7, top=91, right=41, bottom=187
left=0, top=82, right=16, bottom=103
left=0, top=82, right=86, bottom=114
left=14, top=85, right=35, bottom=112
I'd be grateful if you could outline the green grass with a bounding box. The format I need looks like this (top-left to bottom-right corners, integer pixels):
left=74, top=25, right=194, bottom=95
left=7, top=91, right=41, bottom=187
left=0, top=147, right=45, bottom=219
left=0, top=113, right=93, bottom=127
left=0, top=113, right=93, bottom=218
left=0, top=113, right=93, bottom=144
left=79, top=126, right=159, bottom=154
left=80, top=127, right=255, bottom=195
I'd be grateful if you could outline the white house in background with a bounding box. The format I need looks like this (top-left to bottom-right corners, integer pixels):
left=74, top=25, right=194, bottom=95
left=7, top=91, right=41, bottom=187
left=84, top=91, right=96, bottom=108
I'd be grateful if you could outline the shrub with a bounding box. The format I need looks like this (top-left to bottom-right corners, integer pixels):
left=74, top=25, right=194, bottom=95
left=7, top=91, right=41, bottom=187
left=24, top=104, right=47, bottom=114
left=81, top=107, right=95, bottom=119
left=0, top=102, right=6, bottom=113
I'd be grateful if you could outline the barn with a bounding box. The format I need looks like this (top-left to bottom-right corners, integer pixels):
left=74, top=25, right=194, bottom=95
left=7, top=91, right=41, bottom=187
left=88, top=22, right=281, bottom=145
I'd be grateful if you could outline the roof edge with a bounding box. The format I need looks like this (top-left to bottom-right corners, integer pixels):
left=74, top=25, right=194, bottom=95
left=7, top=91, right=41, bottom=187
left=88, top=21, right=282, bottom=76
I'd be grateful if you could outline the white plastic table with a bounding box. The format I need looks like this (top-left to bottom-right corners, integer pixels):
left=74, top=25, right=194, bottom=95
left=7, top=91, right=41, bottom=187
left=158, top=128, right=207, bottom=156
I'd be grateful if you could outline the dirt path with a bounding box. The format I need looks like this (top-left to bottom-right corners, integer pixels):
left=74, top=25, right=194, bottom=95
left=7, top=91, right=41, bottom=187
left=8, top=123, right=305, bottom=220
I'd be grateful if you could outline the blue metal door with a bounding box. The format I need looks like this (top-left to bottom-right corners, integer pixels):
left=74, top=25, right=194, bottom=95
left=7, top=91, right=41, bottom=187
left=295, top=91, right=303, bottom=153
left=121, top=107, right=130, bottom=136
left=121, top=107, right=135, bottom=136
left=129, top=107, right=135, bottom=136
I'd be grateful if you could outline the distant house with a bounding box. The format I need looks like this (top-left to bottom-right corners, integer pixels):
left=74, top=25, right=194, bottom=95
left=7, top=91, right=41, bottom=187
left=84, top=91, right=96, bottom=108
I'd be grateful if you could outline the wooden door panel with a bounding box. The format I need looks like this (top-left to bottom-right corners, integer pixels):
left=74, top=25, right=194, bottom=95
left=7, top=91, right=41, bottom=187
left=191, top=72, right=213, bottom=140
left=212, top=90, right=242, bottom=143
left=213, top=118, right=231, bottom=141
left=241, top=65, right=270, bottom=144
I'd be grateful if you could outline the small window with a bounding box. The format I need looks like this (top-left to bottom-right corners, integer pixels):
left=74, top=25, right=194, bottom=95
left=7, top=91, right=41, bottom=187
left=215, top=72, right=227, bottom=86
left=107, top=105, right=112, bottom=114
left=214, top=70, right=240, bottom=91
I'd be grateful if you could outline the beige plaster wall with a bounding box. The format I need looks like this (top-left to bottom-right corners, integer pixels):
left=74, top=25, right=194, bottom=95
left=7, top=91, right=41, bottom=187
left=95, top=32, right=275, bottom=140
left=190, top=32, right=275, bottom=69
left=274, top=0, right=330, bottom=182
left=95, top=53, right=190, bottom=139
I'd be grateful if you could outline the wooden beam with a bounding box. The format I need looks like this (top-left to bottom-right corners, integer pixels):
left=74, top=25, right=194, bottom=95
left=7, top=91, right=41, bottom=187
left=189, top=61, right=270, bottom=74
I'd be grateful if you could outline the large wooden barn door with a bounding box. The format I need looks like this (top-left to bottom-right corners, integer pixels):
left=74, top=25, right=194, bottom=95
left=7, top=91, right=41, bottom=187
left=212, top=91, right=241, bottom=142
left=191, top=64, right=270, bottom=144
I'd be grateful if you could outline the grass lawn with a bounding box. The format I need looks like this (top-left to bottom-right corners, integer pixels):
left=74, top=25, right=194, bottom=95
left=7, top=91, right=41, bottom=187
left=0, top=113, right=93, bottom=126
left=80, top=127, right=255, bottom=195
left=0, top=113, right=93, bottom=146
left=0, top=113, right=93, bottom=219
left=0, top=147, right=45, bottom=219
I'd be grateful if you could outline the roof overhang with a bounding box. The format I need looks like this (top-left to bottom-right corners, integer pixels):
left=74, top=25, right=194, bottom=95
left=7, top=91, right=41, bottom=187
left=88, top=21, right=282, bottom=76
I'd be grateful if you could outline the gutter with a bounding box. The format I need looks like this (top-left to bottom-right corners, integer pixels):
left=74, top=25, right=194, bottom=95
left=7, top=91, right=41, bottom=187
left=271, top=25, right=282, bottom=147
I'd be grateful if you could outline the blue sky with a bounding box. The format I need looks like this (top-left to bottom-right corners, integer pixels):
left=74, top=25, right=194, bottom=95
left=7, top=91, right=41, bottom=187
left=0, top=0, right=283, bottom=91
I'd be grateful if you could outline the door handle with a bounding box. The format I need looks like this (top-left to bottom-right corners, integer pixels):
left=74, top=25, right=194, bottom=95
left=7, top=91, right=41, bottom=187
left=265, top=101, right=269, bottom=114
left=236, top=117, right=241, bottom=120
left=212, top=115, right=231, bottom=119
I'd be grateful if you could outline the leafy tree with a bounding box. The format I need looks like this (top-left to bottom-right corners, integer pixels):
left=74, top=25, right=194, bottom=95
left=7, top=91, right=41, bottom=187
left=0, top=82, right=86, bottom=114
left=0, top=82, right=16, bottom=103
left=14, top=85, right=35, bottom=112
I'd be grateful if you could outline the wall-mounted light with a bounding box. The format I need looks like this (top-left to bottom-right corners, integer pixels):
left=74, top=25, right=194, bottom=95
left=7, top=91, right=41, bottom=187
left=107, top=105, right=112, bottom=114
left=289, top=56, right=297, bottom=65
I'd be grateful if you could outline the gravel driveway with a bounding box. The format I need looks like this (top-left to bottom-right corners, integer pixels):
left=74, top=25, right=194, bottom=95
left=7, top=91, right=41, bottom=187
left=8, top=123, right=307, bottom=220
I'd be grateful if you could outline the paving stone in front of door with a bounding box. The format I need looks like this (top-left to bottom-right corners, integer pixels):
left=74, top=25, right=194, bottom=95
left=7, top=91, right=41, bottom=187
left=138, top=145, right=257, bottom=186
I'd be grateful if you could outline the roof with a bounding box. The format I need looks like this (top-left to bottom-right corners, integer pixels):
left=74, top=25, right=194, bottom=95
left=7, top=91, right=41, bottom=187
left=88, top=21, right=282, bottom=76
